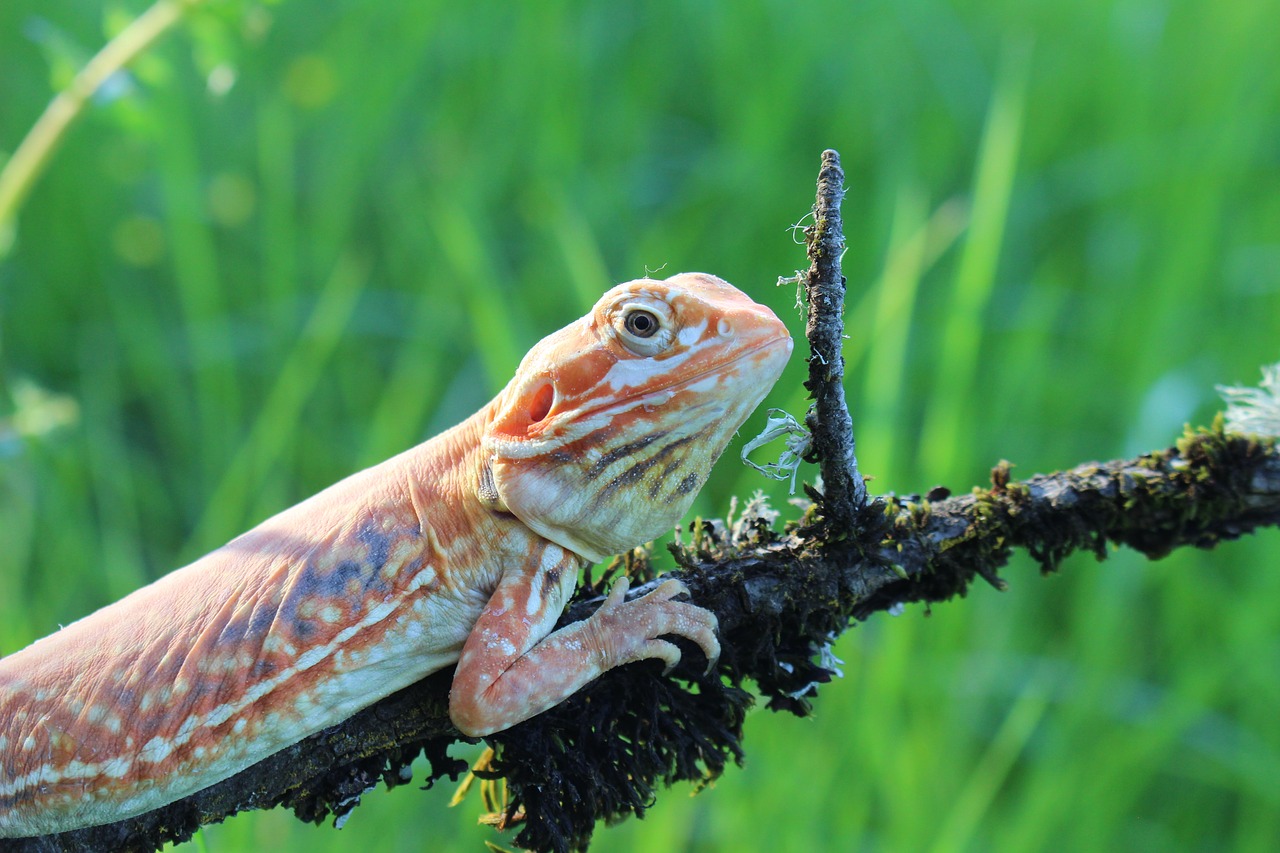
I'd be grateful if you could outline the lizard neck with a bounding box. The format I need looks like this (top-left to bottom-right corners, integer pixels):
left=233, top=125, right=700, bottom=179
left=400, top=402, right=493, bottom=496
left=392, top=399, right=558, bottom=579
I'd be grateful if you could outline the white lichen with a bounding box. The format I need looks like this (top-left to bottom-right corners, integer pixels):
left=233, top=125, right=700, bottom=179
left=815, top=636, right=845, bottom=680
left=740, top=408, right=812, bottom=494
left=1219, top=362, right=1280, bottom=439
left=729, top=490, right=781, bottom=543
left=785, top=635, right=846, bottom=700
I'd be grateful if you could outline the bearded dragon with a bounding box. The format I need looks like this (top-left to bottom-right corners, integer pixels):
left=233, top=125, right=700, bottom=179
left=0, top=272, right=792, bottom=838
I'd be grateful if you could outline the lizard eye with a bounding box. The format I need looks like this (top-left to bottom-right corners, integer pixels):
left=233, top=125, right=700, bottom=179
left=624, top=309, right=659, bottom=338
left=610, top=297, right=674, bottom=357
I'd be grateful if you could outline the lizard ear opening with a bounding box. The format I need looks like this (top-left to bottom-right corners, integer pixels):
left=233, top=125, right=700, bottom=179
left=527, top=381, right=555, bottom=425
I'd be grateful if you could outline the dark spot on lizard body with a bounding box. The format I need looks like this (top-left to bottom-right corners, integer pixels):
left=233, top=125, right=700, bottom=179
left=675, top=472, right=701, bottom=495
left=356, top=518, right=417, bottom=570
left=246, top=600, right=280, bottom=643
left=600, top=434, right=699, bottom=501
left=566, top=425, right=618, bottom=464
left=332, top=560, right=368, bottom=595
left=186, top=680, right=217, bottom=705
left=251, top=659, right=277, bottom=679
left=584, top=431, right=669, bottom=480
left=648, top=459, right=684, bottom=499
left=295, top=537, right=397, bottom=604
left=107, top=686, right=139, bottom=710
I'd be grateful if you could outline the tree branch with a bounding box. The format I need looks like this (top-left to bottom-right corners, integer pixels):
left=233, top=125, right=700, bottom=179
left=12, top=152, right=1280, bottom=853
left=802, top=148, right=870, bottom=528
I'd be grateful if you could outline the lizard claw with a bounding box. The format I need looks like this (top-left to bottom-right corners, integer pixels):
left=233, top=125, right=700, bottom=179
left=703, top=647, right=721, bottom=677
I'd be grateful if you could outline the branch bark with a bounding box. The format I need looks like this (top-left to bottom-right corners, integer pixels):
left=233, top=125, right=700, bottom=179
left=11, top=152, right=1280, bottom=853
left=802, top=149, right=869, bottom=528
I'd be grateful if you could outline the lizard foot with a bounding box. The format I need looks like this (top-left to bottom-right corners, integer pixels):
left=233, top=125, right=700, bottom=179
left=589, top=576, right=721, bottom=676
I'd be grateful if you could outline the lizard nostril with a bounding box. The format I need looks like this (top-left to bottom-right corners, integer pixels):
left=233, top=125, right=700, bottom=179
left=717, top=318, right=733, bottom=337
left=528, top=382, right=555, bottom=425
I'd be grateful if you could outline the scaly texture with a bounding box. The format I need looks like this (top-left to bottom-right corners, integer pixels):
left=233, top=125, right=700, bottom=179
left=0, top=272, right=792, bottom=839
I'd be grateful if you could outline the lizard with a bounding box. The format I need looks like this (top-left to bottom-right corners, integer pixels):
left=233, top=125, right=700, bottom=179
left=0, top=271, right=793, bottom=838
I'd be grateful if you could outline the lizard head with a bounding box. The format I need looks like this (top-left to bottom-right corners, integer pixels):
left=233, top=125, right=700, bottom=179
left=480, top=272, right=793, bottom=563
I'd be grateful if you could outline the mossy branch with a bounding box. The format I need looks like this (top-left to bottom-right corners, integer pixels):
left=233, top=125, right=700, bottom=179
left=11, top=152, right=1280, bottom=853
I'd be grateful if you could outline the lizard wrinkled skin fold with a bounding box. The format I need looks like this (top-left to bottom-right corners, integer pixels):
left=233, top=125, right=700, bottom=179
left=0, top=272, right=792, bottom=838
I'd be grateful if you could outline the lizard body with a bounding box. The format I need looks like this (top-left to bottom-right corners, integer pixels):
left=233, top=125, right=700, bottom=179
left=0, top=272, right=792, bottom=838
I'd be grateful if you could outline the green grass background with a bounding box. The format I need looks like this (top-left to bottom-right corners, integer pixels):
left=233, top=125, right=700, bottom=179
left=2, top=1, right=1279, bottom=850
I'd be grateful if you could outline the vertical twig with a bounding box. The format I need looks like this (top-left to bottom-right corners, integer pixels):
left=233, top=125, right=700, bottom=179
left=803, top=148, right=868, bottom=529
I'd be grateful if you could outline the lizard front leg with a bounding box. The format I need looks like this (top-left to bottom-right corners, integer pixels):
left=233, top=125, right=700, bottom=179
left=449, top=544, right=720, bottom=737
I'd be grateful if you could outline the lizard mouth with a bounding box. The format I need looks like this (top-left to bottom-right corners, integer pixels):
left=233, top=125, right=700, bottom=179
left=496, top=332, right=792, bottom=453
left=577, top=334, right=792, bottom=422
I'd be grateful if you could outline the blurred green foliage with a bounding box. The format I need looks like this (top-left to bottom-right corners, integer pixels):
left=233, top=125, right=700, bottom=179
left=2, top=0, right=1279, bottom=850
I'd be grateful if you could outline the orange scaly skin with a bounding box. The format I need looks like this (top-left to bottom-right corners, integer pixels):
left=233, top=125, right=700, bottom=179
left=0, top=273, right=792, bottom=838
